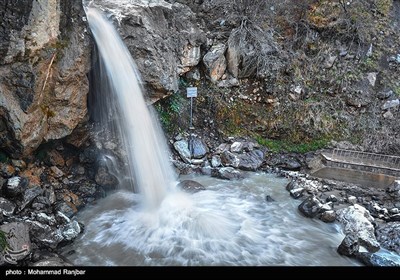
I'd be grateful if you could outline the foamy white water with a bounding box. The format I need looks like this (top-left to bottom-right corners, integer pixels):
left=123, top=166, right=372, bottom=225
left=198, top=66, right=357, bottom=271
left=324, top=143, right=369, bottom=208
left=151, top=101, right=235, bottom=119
left=64, top=173, right=360, bottom=266
left=86, top=7, right=177, bottom=209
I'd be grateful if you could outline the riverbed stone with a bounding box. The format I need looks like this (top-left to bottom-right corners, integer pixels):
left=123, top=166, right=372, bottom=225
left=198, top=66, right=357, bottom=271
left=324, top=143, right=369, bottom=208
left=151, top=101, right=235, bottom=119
left=375, top=222, right=400, bottom=254
left=298, top=196, right=323, bottom=218
left=177, top=180, right=206, bottom=193
left=336, top=204, right=380, bottom=253
left=0, top=197, right=16, bottom=216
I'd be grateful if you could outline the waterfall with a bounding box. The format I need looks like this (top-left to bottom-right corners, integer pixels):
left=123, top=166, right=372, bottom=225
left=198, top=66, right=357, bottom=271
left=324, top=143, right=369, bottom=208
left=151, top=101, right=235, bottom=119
left=85, top=7, right=177, bottom=210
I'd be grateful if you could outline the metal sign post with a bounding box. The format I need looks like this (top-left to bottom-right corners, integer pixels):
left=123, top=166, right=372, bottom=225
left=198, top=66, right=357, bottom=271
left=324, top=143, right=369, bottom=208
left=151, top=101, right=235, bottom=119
left=186, top=87, right=197, bottom=158
left=186, top=87, right=197, bottom=129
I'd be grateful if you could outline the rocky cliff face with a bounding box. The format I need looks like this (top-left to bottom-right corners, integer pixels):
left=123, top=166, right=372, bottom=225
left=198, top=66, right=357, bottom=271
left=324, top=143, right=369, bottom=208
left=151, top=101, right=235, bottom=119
left=0, top=0, right=91, bottom=158
left=86, top=0, right=206, bottom=102
left=1, top=0, right=399, bottom=159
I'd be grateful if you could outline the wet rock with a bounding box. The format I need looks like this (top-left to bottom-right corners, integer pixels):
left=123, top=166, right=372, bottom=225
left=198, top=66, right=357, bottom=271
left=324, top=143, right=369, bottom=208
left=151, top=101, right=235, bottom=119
left=212, top=167, right=243, bottom=180
left=55, top=202, right=77, bottom=218
left=62, top=221, right=81, bottom=241
left=18, top=186, right=43, bottom=212
left=177, top=180, right=206, bottom=193
left=220, top=151, right=240, bottom=168
left=174, top=140, right=191, bottom=164
left=355, top=252, right=400, bottom=267
left=0, top=222, right=31, bottom=265
left=43, top=186, right=56, bottom=205
left=237, top=150, right=264, bottom=171
left=188, top=137, right=208, bottom=159
left=375, top=222, right=400, bottom=254
left=336, top=204, right=380, bottom=253
left=298, top=196, right=323, bottom=218
left=0, top=197, right=16, bottom=216
left=265, top=195, right=275, bottom=202
left=320, top=210, right=336, bottom=223
left=34, top=212, right=57, bottom=226
left=290, top=188, right=304, bottom=199
left=26, top=220, right=64, bottom=249
left=326, top=195, right=338, bottom=203
left=389, top=214, right=400, bottom=222
left=79, top=147, right=98, bottom=164
left=95, top=166, right=118, bottom=189
left=4, top=176, right=28, bottom=197
left=337, top=233, right=359, bottom=257
left=230, top=142, right=244, bottom=153
left=347, top=196, right=357, bottom=204
left=211, top=155, right=222, bottom=168
left=285, top=180, right=296, bottom=191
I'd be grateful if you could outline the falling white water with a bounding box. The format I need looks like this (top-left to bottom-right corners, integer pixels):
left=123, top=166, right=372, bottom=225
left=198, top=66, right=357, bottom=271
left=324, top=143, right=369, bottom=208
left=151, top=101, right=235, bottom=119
left=86, top=7, right=177, bottom=209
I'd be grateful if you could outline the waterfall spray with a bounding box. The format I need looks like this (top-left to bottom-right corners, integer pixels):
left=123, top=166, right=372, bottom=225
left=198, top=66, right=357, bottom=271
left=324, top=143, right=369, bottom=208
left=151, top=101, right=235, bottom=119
left=86, top=7, right=177, bottom=209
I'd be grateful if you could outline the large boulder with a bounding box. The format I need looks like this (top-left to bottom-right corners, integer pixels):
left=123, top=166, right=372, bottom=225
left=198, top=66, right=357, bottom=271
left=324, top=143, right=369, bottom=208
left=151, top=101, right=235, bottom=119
left=336, top=204, right=380, bottom=253
left=0, top=0, right=91, bottom=158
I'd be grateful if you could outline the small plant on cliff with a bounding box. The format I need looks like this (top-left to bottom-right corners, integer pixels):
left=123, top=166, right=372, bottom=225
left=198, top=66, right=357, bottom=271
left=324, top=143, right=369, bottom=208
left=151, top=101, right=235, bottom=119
left=0, top=230, right=9, bottom=252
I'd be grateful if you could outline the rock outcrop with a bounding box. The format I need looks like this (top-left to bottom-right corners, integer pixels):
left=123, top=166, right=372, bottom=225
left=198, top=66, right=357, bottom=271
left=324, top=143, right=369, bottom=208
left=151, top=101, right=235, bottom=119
left=0, top=0, right=91, bottom=158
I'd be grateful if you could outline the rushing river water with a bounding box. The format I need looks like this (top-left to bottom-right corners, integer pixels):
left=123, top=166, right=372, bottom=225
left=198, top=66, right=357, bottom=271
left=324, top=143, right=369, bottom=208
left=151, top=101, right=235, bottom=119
left=64, top=172, right=360, bottom=266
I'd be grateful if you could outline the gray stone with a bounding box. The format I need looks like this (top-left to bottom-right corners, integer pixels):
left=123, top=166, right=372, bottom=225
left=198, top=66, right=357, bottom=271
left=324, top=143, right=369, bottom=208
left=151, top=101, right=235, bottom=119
left=237, top=150, right=264, bottom=171
left=26, top=220, right=64, bottom=249
left=4, top=176, right=28, bottom=197
left=62, top=220, right=81, bottom=241
left=212, top=167, right=243, bottom=180
left=95, top=166, right=118, bottom=189
left=230, top=142, right=244, bottom=153
left=336, top=204, right=380, bottom=253
left=188, top=137, right=208, bottom=159
left=18, top=186, right=43, bottom=212
left=355, top=252, right=400, bottom=267
left=174, top=140, right=191, bottom=164
left=220, top=151, right=240, bottom=168
left=320, top=210, right=336, bottom=223
left=289, top=187, right=304, bottom=199
left=382, top=99, right=400, bottom=110
left=0, top=197, right=16, bottom=216
left=177, top=180, right=206, bottom=193
left=337, top=233, right=359, bottom=257
left=203, top=43, right=227, bottom=82
left=298, top=196, right=323, bottom=218
left=211, top=155, right=222, bottom=168
left=376, top=222, right=400, bottom=254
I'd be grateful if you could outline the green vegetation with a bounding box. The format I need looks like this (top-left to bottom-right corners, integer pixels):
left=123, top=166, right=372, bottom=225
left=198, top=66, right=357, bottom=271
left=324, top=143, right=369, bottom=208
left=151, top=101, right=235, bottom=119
left=154, top=92, right=186, bottom=134
left=256, top=136, right=330, bottom=153
left=0, top=230, right=9, bottom=252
